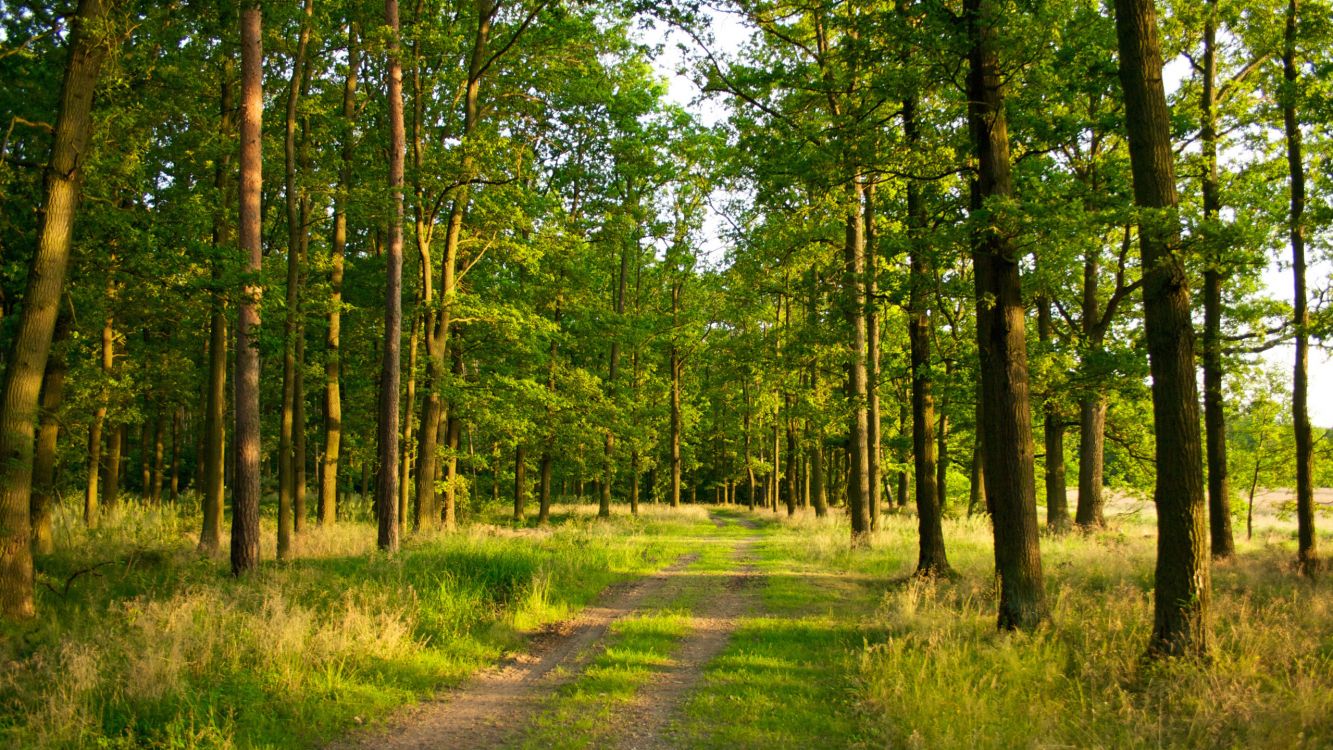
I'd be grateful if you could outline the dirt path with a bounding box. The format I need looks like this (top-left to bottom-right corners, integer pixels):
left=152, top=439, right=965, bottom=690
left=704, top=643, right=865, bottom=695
left=328, top=511, right=765, bottom=750
left=608, top=533, right=760, bottom=750
left=327, top=552, right=701, bottom=750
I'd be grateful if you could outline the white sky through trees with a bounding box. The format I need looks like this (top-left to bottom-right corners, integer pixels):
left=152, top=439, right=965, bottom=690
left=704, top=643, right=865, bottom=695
left=638, top=8, right=1333, bottom=428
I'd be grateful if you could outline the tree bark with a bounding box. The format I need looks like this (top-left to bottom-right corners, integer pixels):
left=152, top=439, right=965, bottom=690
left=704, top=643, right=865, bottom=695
left=1283, top=0, right=1316, bottom=574
left=0, top=0, right=114, bottom=619
left=202, top=63, right=233, bottom=549
left=31, top=313, right=69, bottom=554
left=513, top=444, right=526, bottom=521
left=671, top=284, right=682, bottom=509
left=538, top=450, right=553, bottom=524
left=1197, top=0, right=1235, bottom=559
left=1114, top=0, right=1212, bottom=656
left=967, top=0, right=1046, bottom=630
left=1038, top=299, right=1070, bottom=532
left=865, top=184, right=882, bottom=531
left=904, top=91, right=950, bottom=573
left=321, top=26, right=356, bottom=528
left=843, top=179, right=872, bottom=544
left=231, top=3, right=264, bottom=577
left=277, top=0, right=313, bottom=559
left=376, top=0, right=406, bottom=553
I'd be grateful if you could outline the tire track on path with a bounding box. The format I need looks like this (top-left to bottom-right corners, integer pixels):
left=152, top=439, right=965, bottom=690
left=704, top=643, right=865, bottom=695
left=608, top=515, right=762, bottom=750
left=327, top=551, right=701, bottom=750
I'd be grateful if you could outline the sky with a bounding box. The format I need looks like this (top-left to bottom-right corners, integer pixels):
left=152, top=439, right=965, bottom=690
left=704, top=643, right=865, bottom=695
left=637, top=12, right=1333, bottom=428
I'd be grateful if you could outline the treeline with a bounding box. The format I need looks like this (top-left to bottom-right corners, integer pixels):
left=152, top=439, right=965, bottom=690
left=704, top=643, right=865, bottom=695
left=0, top=0, right=1330, bottom=664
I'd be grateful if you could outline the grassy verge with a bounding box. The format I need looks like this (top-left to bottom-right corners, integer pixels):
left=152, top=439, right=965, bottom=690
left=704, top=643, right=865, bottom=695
left=0, top=498, right=713, bottom=749
left=771, top=511, right=1333, bottom=750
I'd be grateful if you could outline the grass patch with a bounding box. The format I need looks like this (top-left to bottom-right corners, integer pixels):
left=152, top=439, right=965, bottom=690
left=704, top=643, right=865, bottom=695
left=0, top=499, right=713, bottom=749
left=518, top=520, right=746, bottom=749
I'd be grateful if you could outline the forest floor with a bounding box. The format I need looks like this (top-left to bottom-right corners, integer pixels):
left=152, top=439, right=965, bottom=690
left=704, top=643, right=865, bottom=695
left=5, top=498, right=1333, bottom=749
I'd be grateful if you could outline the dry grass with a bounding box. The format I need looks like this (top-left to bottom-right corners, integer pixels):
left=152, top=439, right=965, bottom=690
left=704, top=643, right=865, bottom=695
left=0, top=497, right=706, bottom=749
left=770, top=508, right=1333, bottom=749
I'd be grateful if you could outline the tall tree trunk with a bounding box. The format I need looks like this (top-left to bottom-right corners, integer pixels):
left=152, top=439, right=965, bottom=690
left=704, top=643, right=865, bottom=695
left=784, top=407, right=798, bottom=516
left=323, top=25, right=357, bottom=526
left=1199, top=0, right=1234, bottom=559
left=937, top=365, right=951, bottom=512
left=538, top=451, right=553, bottom=524
left=1114, top=0, right=1212, bottom=656
left=105, top=425, right=122, bottom=508
left=744, top=381, right=756, bottom=510
left=906, top=103, right=949, bottom=573
left=278, top=0, right=313, bottom=560
left=170, top=407, right=181, bottom=502
left=1076, top=245, right=1107, bottom=528
left=202, top=62, right=233, bottom=547
left=442, top=345, right=462, bottom=530
left=1038, top=298, right=1070, bottom=532
left=376, top=0, right=405, bottom=553
left=968, top=0, right=1046, bottom=630
left=807, top=270, right=827, bottom=518
left=670, top=347, right=682, bottom=509
left=400, top=303, right=419, bottom=533
left=0, top=0, right=114, bottom=617
left=513, top=444, right=526, bottom=521
left=417, top=1, right=494, bottom=530
left=865, top=185, right=882, bottom=531
left=86, top=315, right=109, bottom=527
left=139, top=417, right=151, bottom=497
left=31, top=313, right=69, bottom=554
left=843, top=178, right=872, bottom=544
left=968, top=395, right=987, bottom=516
left=1283, top=0, right=1316, bottom=574
left=231, top=3, right=264, bottom=577
left=630, top=451, right=640, bottom=516
left=151, top=412, right=165, bottom=504
left=1075, top=394, right=1107, bottom=527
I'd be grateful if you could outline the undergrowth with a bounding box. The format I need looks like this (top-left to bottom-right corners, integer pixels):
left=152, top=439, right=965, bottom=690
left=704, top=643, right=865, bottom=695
left=0, top=497, right=709, bottom=749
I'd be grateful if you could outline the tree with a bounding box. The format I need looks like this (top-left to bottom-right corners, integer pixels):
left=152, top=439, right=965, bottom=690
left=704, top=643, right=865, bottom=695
left=1114, top=0, right=1212, bottom=657
left=231, top=2, right=263, bottom=577
left=0, top=0, right=117, bottom=618
left=966, top=0, right=1046, bottom=631
left=377, top=0, right=406, bottom=553
left=1282, top=0, right=1317, bottom=574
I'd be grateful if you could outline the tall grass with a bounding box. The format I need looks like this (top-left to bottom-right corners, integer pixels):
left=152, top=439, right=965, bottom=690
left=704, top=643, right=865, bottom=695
left=771, top=511, right=1333, bottom=749
left=0, top=498, right=708, bottom=749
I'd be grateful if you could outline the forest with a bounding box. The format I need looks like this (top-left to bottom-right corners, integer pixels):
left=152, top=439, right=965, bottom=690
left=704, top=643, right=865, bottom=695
left=1, top=0, right=1333, bottom=746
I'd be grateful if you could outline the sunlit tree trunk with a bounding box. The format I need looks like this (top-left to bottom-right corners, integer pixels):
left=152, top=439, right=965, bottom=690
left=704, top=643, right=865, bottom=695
left=320, top=23, right=354, bottom=525
left=865, top=184, right=881, bottom=531
left=0, top=0, right=114, bottom=617
left=31, top=313, right=69, bottom=554
left=278, top=0, right=313, bottom=559
left=843, top=178, right=872, bottom=545
left=231, top=2, right=264, bottom=576
left=375, top=0, right=406, bottom=553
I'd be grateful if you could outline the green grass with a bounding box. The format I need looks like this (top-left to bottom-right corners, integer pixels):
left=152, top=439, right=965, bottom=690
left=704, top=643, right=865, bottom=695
left=785, top=512, right=1333, bottom=750
left=0, top=497, right=716, bottom=749
left=517, top=517, right=746, bottom=749
left=7, top=498, right=1333, bottom=749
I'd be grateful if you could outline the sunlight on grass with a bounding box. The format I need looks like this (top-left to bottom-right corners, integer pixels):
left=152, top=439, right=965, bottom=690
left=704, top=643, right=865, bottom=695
left=0, top=498, right=712, bottom=749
